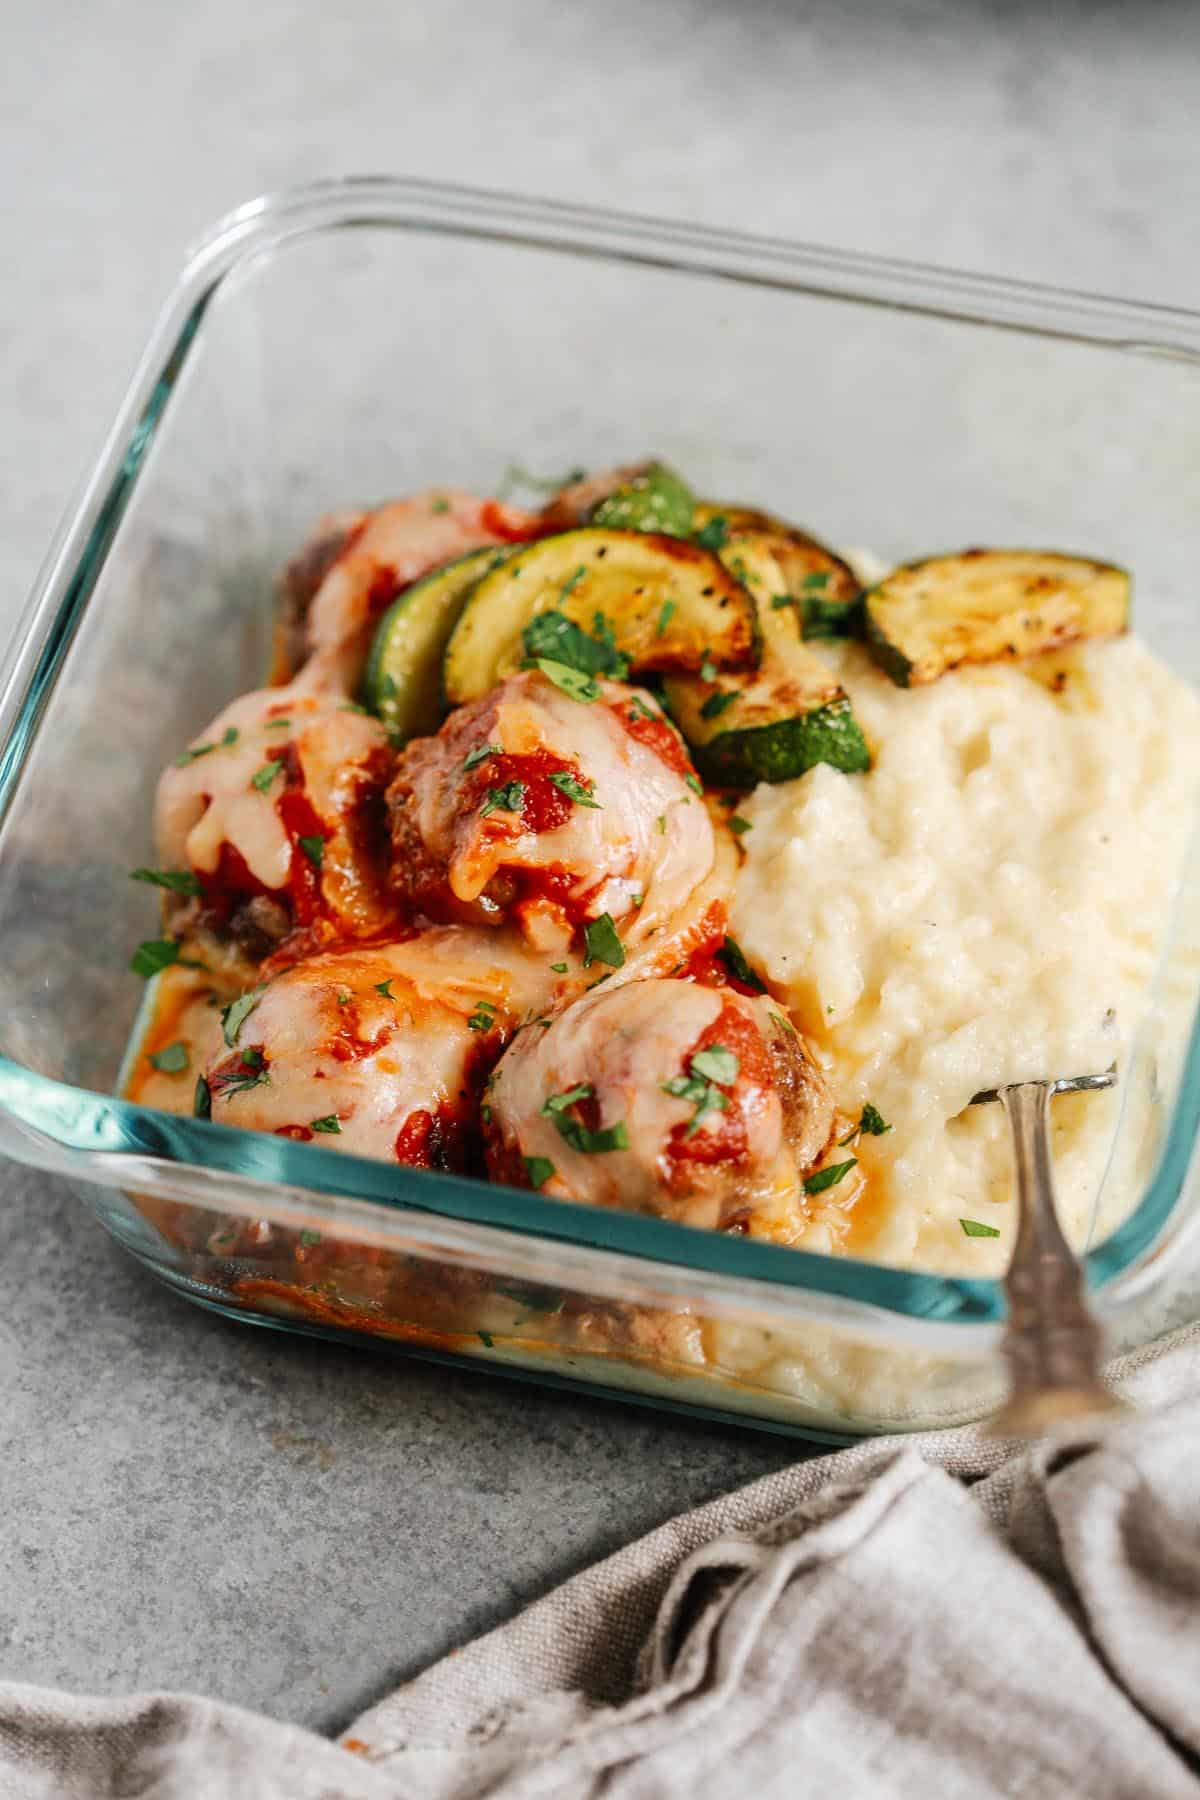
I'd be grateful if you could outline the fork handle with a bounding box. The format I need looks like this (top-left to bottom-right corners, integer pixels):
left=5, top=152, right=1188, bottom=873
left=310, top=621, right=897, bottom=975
left=985, top=1080, right=1124, bottom=1437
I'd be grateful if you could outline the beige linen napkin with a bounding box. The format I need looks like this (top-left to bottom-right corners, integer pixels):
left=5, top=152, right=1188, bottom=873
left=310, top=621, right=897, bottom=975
left=3, top=1325, right=1199, bottom=1800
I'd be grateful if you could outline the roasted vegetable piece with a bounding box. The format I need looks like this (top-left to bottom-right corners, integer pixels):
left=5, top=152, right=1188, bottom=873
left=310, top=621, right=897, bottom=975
left=693, top=502, right=862, bottom=638
left=591, top=462, right=696, bottom=538
left=364, top=546, right=511, bottom=743
left=863, top=549, right=1130, bottom=687
left=664, top=540, right=871, bottom=787
left=442, top=528, right=758, bottom=706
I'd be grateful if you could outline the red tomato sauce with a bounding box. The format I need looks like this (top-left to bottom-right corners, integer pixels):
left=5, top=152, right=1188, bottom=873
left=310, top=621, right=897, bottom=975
left=468, top=748, right=581, bottom=836
left=609, top=699, right=695, bottom=781
left=664, top=1000, right=771, bottom=1175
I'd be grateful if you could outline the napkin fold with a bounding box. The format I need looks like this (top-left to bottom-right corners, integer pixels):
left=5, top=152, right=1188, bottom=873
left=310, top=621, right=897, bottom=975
left=3, top=1325, right=1199, bottom=1800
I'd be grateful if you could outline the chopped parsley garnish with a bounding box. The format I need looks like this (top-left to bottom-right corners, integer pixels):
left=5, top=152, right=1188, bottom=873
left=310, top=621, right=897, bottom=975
left=481, top=1102, right=492, bottom=1124
left=729, top=815, right=752, bottom=835
left=628, top=695, right=658, bottom=722
left=251, top=759, right=284, bottom=793
left=148, top=1041, right=189, bottom=1075
left=468, top=1000, right=498, bottom=1032
left=299, top=1229, right=323, bottom=1245
left=700, top=689, right=738, bottom=720
left=768, top=1011, right=795, bottom=1035
left=339, top=701, right=368, bottom=715
left=130, top=867, right=201, bottom=897
left=559, top=565, right=588, bottom=602
left=548, top=769, right=601, bottom=808
left=656, top=599, right=676, bottom=637
left=528, top=658, right=600, bottom=702
left=699, top=653, right=718, bottom=684
left=521, top=608, right=628, bottom=680
left=336, top=991, right=351, bottom=1008
left=463, top=743, right=503, bottom=772
left=193, top=1075, right=211, bottom=1119
left=298, top=835, right=325, bottom=868
left=655, top=813, right=667, bottom=834
left=541, top=1083, right=629, bottom=1154
left=693, top=515, right=729, bottom=551
left=684, top=773, right=703, bottom=796
left=221, top=727, right=239, bottom=747
left=174, top=742, right=216, bottom=767
left=631, top=892, right=644, bottom=908
left=804, top=1158, right=857, bottom=1196
left=266, top=717, right=291, bottom=730
left=690, top=1044, right=739, bottom=1085
left=379, top=674, right=399, bottom=699
left=582, top=913, right=625, bottom=969
left=801, top=596, right=854, bottom=640
left=960, top=1217, right=1001, bottom=1238
left=216, top=1051, right=269, bottom=1098
left=130, top=938, right=182, bottom=979
left=523, top=1155, right=556, bottom=1190
left=801, top=571, right=831, bottom=591
left=478, top=1330, right=494, bottom=1347
left=430, top=497, right=450, bottom=513
left=839, top=1102, right=893, bottom=1146
left=662, top=1044, right=737, bottom=1138
left=309, top=1115, right=341, bottom=1134
left=480, top=780, right=526, bottom=819
left=550, top=961, right=568, bottom=974
left=221, top=986, right=265, bottom=1049
left=770, top=593, right=794, bottom=610
left=716, top=935, right=766, bottom=993
left=374, top=979, right=394, bottom=998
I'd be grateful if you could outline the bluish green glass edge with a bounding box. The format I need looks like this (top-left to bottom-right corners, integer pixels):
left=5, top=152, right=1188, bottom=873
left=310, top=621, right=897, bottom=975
left=0, top=183, right=1196, bottom=1334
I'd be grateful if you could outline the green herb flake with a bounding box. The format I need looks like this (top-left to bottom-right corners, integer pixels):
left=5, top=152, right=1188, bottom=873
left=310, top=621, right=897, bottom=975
left=684, top=773, right=703, bottom=796
left=478, top=1330, right=495, bottom=1347
left=700, top=689, right=738, bottom=721
left=266, top=717, right=291, bottom=730
left=550, top=962, right=568, bottom=974
left=336, top=991, right=351, bottom=1008
left=770, top=593, right=794, bottom=610
left=541, top=1083, right=629, bottom=1154
left=339, top=701, right=368, bottom=716
left=960, top=1217, right=1001, bottom=1239
left=804, top=1157, right=858, bottom=1196
left=299, top=1228, right=323, bottom=1245
left=193, top=1075, right=212, bottom=1119
left=148, top=1041, right=189, bottom=1075
left=309, top=1115, right=341, bottom=1134
left=173, top=741, right=217, bottom=767
left=768, top=1011, right=795, bottom=1035
left=463, top=743, right=503, bottom=772
left=661, top=1068, right=730, bottom=1138
left=729, top=815, right=752, bottom=835
left=700, top=653, right=718, bottom=684
left=693, top=516, right=729, bottom=551
left=130, top=867, right=201, bottom=897
left=656, top=599, right=677, bottom=637
left=220, top=726, right=239, bottom=747
left=480, top=780, right=526, bottom=819
left=130, top=938, right=182, bottom=979
left=375, top=979, right=394, bottom=999
left=548, top=769, right=601, bottom=808
left=430, top=497, right=451, bottom=513
left=582, top=913, right=625, bottom=969
left=522, top=609, right=628, bottom=681
left=655, top=814, right=667, bottom=835
left=523, top=1155, right=556, bottom=1190
left=716, top=936, right=766, bottom=993
left=628, top=695, right=658, bottom=722
left=251, top=759, right=284, bottom=793
left=298, top=835, right=325, bottom=868
left=221, top=985, right=265, bottom=1049
left=468, top=1000, right=498, bottom=1032
left=529, top=658, right=600, bottom=703
left=379, top=673, right=399, bottom=699
left=690, top=1044, right=739, bottom=1086
left=560, top=564, right=588, bottom=602
left=859, top=1102, right=892, bottom=1136
left=801, top=571, right=831, bottom=591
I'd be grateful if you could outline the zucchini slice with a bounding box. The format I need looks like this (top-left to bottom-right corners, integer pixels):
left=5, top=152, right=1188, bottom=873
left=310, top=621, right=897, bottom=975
left=863, top=549, right=1131, bottom=687
left=364, top=546, right=510, bottom=741
left=442, top=528, right=758, bottom=705
left=664, top=541, right=871, bottom=787
left=591, top=462, right=696, bottom=538
left=693, top=502, right=861, bottom=639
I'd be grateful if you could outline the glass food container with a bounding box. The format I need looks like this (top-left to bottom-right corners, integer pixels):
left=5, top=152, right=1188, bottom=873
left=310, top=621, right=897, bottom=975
left=2, top=177, right=1199, bottom=1442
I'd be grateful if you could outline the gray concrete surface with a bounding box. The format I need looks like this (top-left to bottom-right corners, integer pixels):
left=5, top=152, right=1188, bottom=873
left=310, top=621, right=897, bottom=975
left=2, top=0, right=1198, bottom=1732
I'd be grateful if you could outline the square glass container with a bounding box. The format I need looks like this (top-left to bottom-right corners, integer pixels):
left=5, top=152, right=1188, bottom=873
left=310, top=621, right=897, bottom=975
left=3, top=177, right=1200, bottom=1441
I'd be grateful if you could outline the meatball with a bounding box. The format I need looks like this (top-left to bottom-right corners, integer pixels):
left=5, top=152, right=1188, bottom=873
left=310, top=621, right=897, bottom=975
left=303, top=489, right=537, bottom=684
left=203, top=927, right=555, bottom=1168
left=387, top=670, right=715, bottom=955
left=483, top=976, right=837, bottom=1241
left=155, top=676, right=397, bottom=960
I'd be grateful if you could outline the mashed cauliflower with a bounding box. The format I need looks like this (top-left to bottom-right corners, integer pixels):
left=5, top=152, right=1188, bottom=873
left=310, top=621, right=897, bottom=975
left=732, top=634, right=1200, bottom=1277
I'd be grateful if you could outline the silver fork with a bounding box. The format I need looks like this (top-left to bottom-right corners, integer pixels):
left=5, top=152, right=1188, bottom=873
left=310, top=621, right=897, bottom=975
left=970, top=1071, right=1125, bottom=1437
